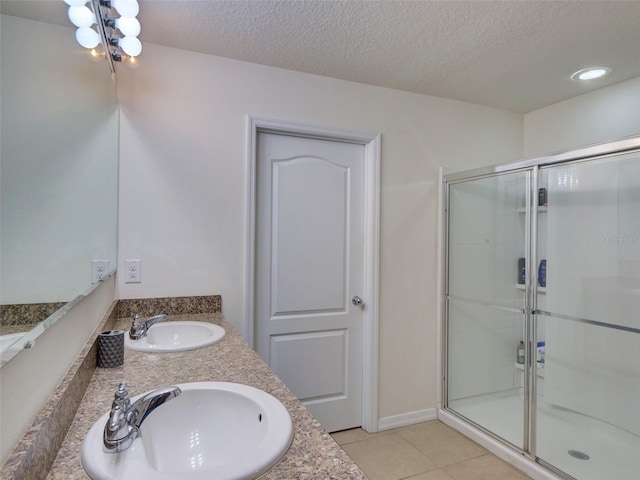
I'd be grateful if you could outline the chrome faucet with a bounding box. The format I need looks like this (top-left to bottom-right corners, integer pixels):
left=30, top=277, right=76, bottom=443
left=103, top=382, right=182, bottom=453
left=129, top=314, right=168, bottom=340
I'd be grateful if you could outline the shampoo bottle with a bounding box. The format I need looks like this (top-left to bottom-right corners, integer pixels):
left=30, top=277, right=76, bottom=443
left=538, top=259, right=547, bottom=287
left=517, top=257, right=526, bottom=285
left=517, top=341, right=525, bottom=364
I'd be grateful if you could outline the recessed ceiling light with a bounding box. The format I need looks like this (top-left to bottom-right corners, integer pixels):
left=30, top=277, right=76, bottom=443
left=571, top=66, right=612, bottom=81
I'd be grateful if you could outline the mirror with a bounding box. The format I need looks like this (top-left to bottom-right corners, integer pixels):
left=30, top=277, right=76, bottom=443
left=0, top=2, right=119, bottom=365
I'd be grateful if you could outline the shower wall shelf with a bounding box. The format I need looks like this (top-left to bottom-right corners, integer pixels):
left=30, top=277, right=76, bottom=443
left=517, top=206, right=548, bottom=213
left=514, top=362, right=545, bottom=377
left=516, top=284, right=546, bottom=294
left=517, top=192, right=548, bottom=293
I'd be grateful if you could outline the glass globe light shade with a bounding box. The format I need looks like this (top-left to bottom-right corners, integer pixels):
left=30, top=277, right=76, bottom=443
left=119, top=36, right=142, bottom=56
left=76, top=27, right=101, bottom=49
left=116, top=17, right=141, bottom=37
left=112, top=0, right=139, bottom=18
left=68, top=6, right=95, bottom=28
left=64, top=0, right=88, bottom=6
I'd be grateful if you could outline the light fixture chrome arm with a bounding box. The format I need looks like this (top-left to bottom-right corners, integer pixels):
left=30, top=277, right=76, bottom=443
left=90, top=0, right=117, bottom=71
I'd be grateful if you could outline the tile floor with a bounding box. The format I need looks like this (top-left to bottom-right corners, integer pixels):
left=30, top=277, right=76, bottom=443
left=331, top=420, right=531, bottom=480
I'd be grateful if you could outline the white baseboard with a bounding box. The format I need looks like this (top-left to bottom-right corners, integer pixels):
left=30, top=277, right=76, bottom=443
left=377, top=408, right=438, bottom=432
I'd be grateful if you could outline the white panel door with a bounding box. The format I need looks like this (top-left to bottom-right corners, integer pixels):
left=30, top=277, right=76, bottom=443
left=256, top=132, right=364, bottom=432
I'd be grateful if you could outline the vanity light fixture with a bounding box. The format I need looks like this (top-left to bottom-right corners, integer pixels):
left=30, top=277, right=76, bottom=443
left=75, top=26, right=101, bottom=49
left=64, top=0, right=142, bottom=71
left=571, top=66, right=612, bottom=81
left=68, top=5, right=96, bottom=28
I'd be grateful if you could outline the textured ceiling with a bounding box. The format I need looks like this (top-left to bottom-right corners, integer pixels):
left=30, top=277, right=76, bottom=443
left=3, top=0, right=640, bottom=113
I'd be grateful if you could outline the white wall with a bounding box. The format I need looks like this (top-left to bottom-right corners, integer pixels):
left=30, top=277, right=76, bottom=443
left=524, top=76, right=640, bottom=157
left=116, top=42, right=523, bottom=422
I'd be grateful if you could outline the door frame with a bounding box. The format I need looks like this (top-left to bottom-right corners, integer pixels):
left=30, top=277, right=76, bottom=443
left=244, top=115, right=381, bottom=432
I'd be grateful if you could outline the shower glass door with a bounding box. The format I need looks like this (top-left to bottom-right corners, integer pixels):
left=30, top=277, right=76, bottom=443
left=534, top=151, right=640, bottom=480
left=445, top=169, right=531, bottom=450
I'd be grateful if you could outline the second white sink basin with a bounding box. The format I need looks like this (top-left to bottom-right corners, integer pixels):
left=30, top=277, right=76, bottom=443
left=81, top=382, right=294, bottom=479
left=124, top=321, right=225, bottom=352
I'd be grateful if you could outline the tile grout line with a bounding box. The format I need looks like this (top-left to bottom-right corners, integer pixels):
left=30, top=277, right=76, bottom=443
left=332, top=422, right=529, bottom=480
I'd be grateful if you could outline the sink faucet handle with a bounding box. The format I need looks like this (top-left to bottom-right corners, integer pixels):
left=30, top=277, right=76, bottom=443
left=112, top=382, right=131, bottom=410
left=104, top=403, right=136, bottom=452
left=104, top=384, right=137, bottom=453
left=129, top=314, right=145, bottom=340
left=103, top=384, right=182, bottom=453
left=106, top=404, right=125, bottom=430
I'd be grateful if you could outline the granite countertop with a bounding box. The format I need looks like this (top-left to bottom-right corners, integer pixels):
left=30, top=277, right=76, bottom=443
left=46, top=313, right=367, bottom=480
left=0, top=324, right=32, bottom=336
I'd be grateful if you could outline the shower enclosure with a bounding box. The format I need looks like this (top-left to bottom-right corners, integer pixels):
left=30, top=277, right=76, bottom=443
left=442, top=137, right=640, bottom=480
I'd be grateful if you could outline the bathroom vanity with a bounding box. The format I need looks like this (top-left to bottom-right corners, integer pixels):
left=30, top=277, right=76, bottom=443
left=3, top=306, right=367, bottom=479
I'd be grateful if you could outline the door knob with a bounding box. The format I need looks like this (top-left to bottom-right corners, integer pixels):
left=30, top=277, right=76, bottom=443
left=352, top=296, right=364, bottom=306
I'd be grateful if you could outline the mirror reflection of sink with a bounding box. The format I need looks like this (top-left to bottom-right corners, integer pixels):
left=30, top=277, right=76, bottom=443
left=0, top=332, right=25, bottom=353
left=81, top=382, right=294, bottom=480
left=124, top=321, right=225, bottom=352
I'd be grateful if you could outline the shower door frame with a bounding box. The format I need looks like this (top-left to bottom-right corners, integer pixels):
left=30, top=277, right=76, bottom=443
left=442, top=165, right=538, bottom=458
left=440, top=135, right=640, bottom=478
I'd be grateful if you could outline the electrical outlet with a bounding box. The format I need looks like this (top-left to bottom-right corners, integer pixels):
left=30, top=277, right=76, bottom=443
left=91, top=260, right=110, bottom=284
left=124, top=259, right=141, bottom=283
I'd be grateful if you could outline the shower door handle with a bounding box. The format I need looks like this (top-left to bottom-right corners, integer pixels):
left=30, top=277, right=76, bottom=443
left=352, top=296, right=364, bottom=307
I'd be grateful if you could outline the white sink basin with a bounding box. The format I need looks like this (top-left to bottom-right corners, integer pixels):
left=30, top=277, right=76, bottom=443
left=124, top=321, right=225, bottom=352
left=81, top=382, right=294, bottom=480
